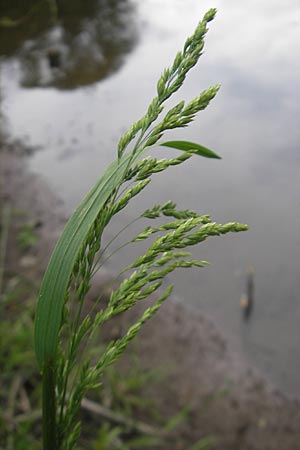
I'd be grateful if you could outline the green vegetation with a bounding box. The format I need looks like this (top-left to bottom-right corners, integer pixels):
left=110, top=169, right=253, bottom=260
left=1, top=7, right=248, bottom=450
left=0, top=205, right=41, bottom=450
left=17, top=223, right=38, bottom=252
left=32, top=8, right=247, bottom=450
left=0, top=259, right=216, bottom=449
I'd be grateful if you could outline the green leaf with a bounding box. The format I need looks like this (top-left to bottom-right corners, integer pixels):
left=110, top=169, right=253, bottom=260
left=160, top=140, right=221, bottom=159
left=34, top=149, right=142, bottom=370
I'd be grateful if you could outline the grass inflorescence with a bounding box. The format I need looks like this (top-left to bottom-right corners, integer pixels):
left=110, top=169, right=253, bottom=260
left=32, top=8, right=248, bottom=450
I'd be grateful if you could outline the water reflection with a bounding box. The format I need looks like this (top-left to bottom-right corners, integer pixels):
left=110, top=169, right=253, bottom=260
left=0, top=0, right=138, bottom=89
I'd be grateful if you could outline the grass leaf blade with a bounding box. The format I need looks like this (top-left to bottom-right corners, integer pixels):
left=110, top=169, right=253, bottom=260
left=34, top=151, right=139, bottom=370
left=160, top=140, right=221, bottom=159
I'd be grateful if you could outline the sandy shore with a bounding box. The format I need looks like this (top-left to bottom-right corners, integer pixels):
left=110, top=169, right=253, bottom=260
left=2, top=148, right=300, bottom=450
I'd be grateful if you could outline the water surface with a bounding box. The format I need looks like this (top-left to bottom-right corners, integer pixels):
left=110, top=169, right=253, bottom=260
left=1, top=0, right=300, bottom=397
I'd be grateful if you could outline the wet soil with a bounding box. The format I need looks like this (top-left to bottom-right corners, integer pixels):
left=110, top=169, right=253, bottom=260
left=1, top=147, right=300, bottom=450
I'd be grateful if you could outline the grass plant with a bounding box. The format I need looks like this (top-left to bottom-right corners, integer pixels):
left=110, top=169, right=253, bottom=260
left=32, top=8, right=248, bottom=450
left=0, top=207, right=202, bottom=449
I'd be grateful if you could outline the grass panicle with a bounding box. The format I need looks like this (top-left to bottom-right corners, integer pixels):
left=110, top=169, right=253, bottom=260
left=117, top=8, right=217, bottom=159
left=33, top=8, right=248, bottom=450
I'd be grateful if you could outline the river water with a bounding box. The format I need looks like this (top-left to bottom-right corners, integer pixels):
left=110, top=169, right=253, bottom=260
left=1, top=0, right=300, bottom=397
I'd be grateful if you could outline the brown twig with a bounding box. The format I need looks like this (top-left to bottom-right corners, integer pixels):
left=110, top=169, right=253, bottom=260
left=81, top=397, right=163, bottom=437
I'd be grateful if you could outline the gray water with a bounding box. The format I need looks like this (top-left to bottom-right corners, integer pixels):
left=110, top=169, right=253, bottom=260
left=1, top=0, right=300, bottom=397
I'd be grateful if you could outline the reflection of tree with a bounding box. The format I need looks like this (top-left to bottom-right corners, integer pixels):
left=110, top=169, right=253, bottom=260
left=0, top=0, right=138, bottom=89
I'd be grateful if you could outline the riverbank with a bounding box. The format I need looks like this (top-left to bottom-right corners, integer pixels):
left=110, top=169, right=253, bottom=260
left=1, top=147, right=300, bottom=450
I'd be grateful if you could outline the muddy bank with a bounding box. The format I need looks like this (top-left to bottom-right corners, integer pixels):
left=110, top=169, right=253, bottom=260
left=1, top=148, right=300, bottom=450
